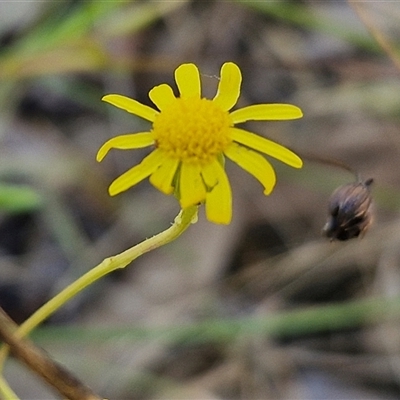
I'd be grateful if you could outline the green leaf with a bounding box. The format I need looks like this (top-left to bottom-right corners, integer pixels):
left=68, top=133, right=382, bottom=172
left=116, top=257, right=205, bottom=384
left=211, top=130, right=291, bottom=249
left=0, top=183, right=42, bottom=213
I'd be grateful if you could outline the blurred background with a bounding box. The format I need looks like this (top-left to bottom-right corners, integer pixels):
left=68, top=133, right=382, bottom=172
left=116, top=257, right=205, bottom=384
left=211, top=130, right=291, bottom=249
left=0, top=0, right=400, bottom=398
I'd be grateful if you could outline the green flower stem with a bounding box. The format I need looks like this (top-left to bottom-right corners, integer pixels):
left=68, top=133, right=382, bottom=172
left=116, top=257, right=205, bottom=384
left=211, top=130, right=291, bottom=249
left=0, top=306, right=102, bottom=400
left=0, top=206, right=198, bottom=370
left=0, top=375, right=19, bottom=400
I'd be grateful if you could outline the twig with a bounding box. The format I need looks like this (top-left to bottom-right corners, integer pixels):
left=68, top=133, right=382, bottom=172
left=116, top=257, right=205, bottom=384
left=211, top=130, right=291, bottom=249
left=0, top=307, right=102, bottom=400
left=349, top=1, right=400, bottom=73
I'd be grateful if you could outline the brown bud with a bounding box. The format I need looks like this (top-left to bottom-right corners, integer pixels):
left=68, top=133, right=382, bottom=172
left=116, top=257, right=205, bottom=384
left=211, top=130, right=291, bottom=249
left=323, top=178, right=373, bottom=241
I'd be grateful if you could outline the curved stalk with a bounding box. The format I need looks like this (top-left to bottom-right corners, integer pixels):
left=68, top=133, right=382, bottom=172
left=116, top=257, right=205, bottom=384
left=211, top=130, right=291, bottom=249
left=0, top=206, right=198, bottom=370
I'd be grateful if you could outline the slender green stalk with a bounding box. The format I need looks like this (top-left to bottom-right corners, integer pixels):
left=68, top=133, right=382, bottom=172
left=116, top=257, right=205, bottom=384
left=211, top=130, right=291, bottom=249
left=0, top=307, right=102, bottom=400
left=0, top=374, right=19, bottom=400
left=0, top=206, right=198, bottom=370
left=35, top=295, right=400, bottom=345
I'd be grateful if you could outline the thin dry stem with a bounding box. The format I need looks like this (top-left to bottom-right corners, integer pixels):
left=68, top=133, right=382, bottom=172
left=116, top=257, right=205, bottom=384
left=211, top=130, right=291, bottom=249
left=0, top=308, right=102, bottom=400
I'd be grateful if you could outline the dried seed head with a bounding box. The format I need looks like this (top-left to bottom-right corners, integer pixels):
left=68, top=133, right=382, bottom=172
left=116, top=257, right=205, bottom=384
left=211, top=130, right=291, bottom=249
left=323, top=178, right=373, bottom=241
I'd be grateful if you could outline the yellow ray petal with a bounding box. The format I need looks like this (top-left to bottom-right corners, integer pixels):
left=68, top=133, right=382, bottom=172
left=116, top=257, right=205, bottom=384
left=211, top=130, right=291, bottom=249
left=225, top=143, right=276, bottom=195
left=213, top=62, right=241, bottom=111
left=230, top=128, right=303, bottom=168
left=174, top=63, right=201, bottom=99
left=149, top=157, right=180, bottom=195
left=230, top=104, right=303, bottom=124
left=179, top=163, right=206, bottom=208
left=204, top=160, right=232, bottom=224
left=96, top=132, right=154, bottom=162
left=201, top=161, right=219, bottom=189
left=102, top=94, right=158, bottom=122
left=108, top=150, right=164, bottom=196
left=148, top=84, right=176, bottom=111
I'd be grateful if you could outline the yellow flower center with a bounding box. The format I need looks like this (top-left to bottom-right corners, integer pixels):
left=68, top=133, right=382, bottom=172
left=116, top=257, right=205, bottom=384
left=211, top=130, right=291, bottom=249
left=151, top=97, right=232, bottom=165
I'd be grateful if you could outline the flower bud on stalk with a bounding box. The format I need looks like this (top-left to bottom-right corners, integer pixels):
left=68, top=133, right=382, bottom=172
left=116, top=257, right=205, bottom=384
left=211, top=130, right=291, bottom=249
left=323, top=178, right=373, bottom=241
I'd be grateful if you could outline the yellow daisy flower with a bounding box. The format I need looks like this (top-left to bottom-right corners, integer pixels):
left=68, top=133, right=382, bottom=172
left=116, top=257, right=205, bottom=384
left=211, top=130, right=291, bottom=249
left=97, top=62, right=303, bottom=224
